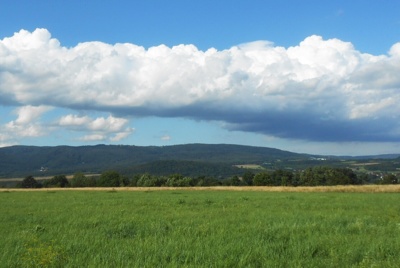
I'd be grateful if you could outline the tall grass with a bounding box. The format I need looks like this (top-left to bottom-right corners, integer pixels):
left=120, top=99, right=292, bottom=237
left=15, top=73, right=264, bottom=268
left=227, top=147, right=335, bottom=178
left=1, top=190, right=399, bottom=267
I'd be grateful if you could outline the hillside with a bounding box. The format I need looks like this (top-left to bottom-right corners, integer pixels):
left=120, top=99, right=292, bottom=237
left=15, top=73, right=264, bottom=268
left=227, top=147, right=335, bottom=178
left=0, top=144, right=399, bottom=179
left=0, top=144, right=307, bottom=178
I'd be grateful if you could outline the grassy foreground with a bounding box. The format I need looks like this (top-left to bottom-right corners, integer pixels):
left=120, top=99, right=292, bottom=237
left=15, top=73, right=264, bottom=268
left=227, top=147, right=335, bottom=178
left=1, top=189, right=400, bottom=267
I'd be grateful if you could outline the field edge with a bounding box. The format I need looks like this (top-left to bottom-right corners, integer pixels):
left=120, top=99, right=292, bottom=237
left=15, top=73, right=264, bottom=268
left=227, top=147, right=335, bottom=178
left=2, top=185, right=400, bottom=193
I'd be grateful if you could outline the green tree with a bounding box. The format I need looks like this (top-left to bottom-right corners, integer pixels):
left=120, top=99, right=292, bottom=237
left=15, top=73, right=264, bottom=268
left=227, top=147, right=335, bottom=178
left=242, top=171, right=255, bottom=186
left=332, top=168, right=360, bottom=185
left=85, top=176, right=98, bottom=187
left=298, top=167, right=360, bottom=186
left=253, top=172, right=273, bottom=186
left=271, top=170, right=294, bottom=186
left=43, top=175, right=69, bottom=188
left=21, top=175, right=41, bottom=188
left=298, top=168, right=312, bottom=186
left=225, top=175, right=243, bottom=186
left=98, top=171, right=121, bottom=187
left=136, top=173, right=167, bottom=187
left=381, top=174, right=398, bottom=184
left=195, top=176, right=220, bottom=186
left=70, top=172, right=87, bottom=187
left=120, top=175, right=130, bottom=187
left=129, top=174, right=141, bottom=187
left=166, top=174, right=183, bottom=187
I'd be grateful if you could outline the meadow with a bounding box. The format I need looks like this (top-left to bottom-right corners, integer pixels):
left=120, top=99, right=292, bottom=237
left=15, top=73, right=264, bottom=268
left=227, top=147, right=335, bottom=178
left=1, top=188, right=399, bottom=267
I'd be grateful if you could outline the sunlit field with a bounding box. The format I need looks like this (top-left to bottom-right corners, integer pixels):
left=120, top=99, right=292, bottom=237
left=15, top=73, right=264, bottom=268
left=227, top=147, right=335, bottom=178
left=1, top=188, right=400, bottom=267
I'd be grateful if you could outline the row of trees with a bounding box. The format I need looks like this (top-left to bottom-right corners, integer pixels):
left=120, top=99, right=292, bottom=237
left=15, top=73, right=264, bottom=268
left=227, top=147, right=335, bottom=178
left=20, top=166, right=399, bottom=188
left=223, top=167, right=362, bottom=186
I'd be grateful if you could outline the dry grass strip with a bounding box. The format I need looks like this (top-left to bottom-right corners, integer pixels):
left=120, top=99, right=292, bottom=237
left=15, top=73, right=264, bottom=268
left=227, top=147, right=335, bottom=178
left=1, top=185, right=400, bottom=193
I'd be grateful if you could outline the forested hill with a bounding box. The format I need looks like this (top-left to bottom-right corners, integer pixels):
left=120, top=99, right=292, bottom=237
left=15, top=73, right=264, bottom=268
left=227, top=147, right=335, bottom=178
left=0, top=144, right=307, bottom=178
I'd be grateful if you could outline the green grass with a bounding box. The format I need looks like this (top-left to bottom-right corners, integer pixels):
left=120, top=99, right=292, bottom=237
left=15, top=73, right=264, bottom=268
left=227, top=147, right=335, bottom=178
left=1, top=190, right=400, bottom=267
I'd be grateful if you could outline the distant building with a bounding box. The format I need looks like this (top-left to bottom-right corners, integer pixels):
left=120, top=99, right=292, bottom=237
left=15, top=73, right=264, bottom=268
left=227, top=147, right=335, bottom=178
left=309, top=157, right=327, bottom=161
left=40, top=166, right=48, bottom=172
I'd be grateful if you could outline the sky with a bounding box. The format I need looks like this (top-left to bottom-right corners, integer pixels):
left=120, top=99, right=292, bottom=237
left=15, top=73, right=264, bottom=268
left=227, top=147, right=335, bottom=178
left=0, top=0, right=400, bottom=156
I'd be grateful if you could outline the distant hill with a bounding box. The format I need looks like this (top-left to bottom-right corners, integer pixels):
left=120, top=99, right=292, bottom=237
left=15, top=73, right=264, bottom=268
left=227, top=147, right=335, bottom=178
left=340, top=154, right=400, bottom=160
left=1, top=144, right=398, bottom=179
left=0, top=144, right=307, bottom=178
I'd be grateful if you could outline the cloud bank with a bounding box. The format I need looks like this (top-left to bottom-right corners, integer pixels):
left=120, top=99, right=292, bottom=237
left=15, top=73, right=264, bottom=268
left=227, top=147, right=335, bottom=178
left=1, top=28, right=400, bottom=143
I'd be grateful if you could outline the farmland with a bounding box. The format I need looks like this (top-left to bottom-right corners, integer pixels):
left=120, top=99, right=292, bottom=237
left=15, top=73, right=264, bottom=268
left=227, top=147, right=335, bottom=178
left=1, top=188, right=400, bottom=267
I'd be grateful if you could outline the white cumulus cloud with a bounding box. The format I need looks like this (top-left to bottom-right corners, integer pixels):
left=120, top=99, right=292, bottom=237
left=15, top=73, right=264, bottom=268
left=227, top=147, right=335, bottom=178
left=1, top=28, right=400, bottom=142
left=57, top=114, right=134, bottom=142
left=1, top=105, right=52, bottom=140
left=58, top=114, right=91, bottom=126
left=13, top=105, right=52, bottom=124
left=79, top=134, right=107, bottom=142
left=110, top=131, right=133, bottom=142
left=161, top=135, right=171, bottom=141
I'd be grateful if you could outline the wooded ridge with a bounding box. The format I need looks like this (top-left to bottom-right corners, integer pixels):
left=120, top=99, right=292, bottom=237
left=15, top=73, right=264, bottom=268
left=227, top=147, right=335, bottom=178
left=0, top=143, right=398, bottom=178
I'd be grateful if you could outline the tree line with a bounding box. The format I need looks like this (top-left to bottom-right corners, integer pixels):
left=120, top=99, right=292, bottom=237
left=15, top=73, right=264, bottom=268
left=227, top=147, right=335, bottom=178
left=18, top=166, right=399, bottom=188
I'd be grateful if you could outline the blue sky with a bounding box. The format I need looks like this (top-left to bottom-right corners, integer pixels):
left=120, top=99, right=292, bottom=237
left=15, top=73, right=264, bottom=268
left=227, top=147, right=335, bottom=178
left=0, top=0, right=400, bottom=155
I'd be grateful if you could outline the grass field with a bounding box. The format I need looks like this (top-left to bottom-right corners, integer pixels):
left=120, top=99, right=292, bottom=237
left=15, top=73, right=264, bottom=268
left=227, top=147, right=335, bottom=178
left=1, top=188, right=400, bottom=267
